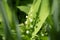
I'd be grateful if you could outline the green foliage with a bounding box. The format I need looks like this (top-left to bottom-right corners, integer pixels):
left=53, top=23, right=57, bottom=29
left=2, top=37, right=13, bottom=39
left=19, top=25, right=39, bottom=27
left=0, top=0, right=60, bottom=40
left=17, top=6, right=30, bottom=14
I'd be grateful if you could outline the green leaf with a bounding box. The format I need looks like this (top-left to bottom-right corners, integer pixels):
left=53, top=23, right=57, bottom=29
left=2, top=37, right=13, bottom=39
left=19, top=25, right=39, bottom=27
left=25, top=0, right=41, bottom=29
left=32, top=0, right=50, bottom=38
left=17, top=6, right=30, bottom=14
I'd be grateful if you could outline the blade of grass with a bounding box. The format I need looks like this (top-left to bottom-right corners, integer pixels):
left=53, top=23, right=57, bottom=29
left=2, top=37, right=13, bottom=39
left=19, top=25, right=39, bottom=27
left=12, top=11, right=22, bottom=40
left=0, top=0, right=14, bottom=40
left=2, top=0, right=12, bottom=24
left=11, top=0, right=22, bottom=40
left=52, top=0, right=60, bottom=32
left=3, top=0, right=22, bottom=40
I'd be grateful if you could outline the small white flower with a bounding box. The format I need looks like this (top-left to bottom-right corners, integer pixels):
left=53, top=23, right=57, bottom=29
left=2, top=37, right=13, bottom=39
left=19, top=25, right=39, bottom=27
left=29, top=18, right=33, bottom=22
left=26, top=30, right=29, bottom=34
left=41, top=33, right=44, bottom=36
left=30, top=25, right=33, bottom=28
left=25, top=21, right=27, bottom=24
left=30, top=19, right=33, bottom=22
left=26, top=16, right=28, bottom=18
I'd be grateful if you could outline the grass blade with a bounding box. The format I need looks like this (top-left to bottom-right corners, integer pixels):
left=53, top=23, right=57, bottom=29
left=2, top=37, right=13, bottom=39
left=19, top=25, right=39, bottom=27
left=0, top=0, right=14, bottom=40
